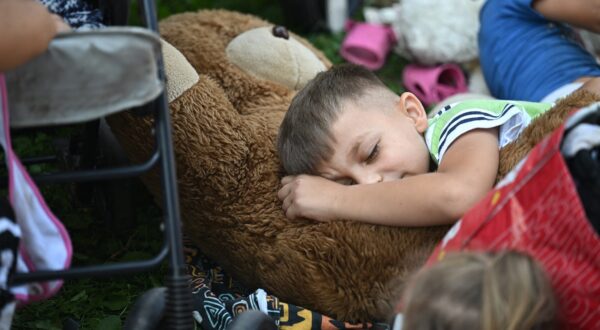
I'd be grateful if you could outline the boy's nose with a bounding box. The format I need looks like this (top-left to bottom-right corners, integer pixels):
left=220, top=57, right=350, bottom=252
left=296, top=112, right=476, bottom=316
left=353, top=172, right=383, bottom=185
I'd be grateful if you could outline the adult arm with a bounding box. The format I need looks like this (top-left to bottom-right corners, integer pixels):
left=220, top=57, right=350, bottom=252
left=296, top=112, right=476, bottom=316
left=0, top=0, right=58, bottom=71
left=279, top=128, right=499, bottom=226
left=533, top=0, right=600, bottom=33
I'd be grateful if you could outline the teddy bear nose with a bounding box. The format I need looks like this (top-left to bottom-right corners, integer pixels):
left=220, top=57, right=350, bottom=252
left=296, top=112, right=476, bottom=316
left=272, top=25, right=289, bottom=40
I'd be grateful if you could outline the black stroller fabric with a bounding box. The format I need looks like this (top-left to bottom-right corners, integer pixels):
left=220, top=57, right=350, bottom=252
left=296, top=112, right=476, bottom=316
left=565, top=109, right=600, bottom=235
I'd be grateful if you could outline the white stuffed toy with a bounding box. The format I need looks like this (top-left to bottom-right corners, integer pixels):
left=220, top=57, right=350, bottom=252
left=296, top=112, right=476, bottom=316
left=363, top=0, right=490, bottom=98
left=391, top=0, right=485, bottom=65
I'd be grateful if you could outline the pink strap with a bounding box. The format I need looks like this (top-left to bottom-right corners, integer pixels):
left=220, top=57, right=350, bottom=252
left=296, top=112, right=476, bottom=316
left=0, top=74, right=72, bottom=304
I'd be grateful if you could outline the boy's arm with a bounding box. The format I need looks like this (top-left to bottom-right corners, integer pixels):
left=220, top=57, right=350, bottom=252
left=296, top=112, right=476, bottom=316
left=533, top=0, right=600, bottom=33
left=279, top=128, right=499, bottom=226
left=0, top=0, right=58, bottom=72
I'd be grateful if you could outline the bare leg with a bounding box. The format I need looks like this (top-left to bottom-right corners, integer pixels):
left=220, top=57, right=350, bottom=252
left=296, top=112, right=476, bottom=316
left=578, top=76, right=600, bottom=96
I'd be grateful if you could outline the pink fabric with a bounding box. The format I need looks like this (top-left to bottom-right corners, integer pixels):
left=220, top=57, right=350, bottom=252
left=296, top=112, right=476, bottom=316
left=0, top=74, right=72, bottom=304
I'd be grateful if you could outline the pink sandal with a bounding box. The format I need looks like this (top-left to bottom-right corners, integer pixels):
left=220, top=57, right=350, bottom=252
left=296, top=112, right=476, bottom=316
left=402, top=63, right=468, bottom=106
left=340, top=20, right=396, bottom=71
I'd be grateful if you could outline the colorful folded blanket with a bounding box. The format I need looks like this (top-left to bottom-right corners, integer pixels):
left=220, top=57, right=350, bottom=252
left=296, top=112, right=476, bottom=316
left=185, top=239, right=390, bottom=330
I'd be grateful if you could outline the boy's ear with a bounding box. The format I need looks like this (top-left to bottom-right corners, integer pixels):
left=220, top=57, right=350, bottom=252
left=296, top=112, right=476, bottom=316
left=398, top=92, right=428, bottom=133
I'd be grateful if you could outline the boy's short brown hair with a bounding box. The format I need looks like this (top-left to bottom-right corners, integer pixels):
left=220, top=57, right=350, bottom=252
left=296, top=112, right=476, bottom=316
left=277, top=64, right=390, bottom=175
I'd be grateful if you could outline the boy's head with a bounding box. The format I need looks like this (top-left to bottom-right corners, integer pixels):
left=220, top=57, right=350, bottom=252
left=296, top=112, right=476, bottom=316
left=277, top=64, right=429, bottom=184
left=399, top=251, right=557, bottom=330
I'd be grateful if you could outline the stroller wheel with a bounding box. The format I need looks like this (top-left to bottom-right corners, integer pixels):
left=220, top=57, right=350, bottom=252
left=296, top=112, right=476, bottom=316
left=123, top=287, right=166, bottom=330
left=226, top=310, right=277, bottom=330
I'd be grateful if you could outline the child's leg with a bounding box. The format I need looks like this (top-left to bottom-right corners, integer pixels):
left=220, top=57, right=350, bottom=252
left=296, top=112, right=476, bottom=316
left=540, top=82, right=584, bottom=103
left=540, top=77, right=600, bottom=103
left=543, top=76, right=600, bottom=103
left=578, top=77, right=600, bottom=96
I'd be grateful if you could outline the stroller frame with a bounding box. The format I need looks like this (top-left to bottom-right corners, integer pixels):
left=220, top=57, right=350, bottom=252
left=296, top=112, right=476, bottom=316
left=8, top=0, right=193, bottom=328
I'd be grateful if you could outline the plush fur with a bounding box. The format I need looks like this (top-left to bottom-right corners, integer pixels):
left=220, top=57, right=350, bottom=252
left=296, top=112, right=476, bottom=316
left=391, top=0, right=485, bottom=65
left=107, top=9, right=600, bottom=321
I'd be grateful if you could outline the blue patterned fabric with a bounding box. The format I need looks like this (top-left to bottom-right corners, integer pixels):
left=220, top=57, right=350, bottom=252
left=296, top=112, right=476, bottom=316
left=40, top=0, right=104, bottom=30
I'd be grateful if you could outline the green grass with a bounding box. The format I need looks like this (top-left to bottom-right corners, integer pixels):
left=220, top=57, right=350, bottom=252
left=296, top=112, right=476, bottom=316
left=11, top=1, right=410, bottom=328
left=10, top=131, right=165, bottom=329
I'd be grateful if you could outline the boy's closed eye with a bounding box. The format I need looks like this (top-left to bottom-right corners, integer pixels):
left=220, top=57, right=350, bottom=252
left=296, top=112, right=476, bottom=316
left=335, top=178, right=355, bottom=186
left=320, top=172, right=354, bottom=185
left=365, top=142, right=379, bottom=163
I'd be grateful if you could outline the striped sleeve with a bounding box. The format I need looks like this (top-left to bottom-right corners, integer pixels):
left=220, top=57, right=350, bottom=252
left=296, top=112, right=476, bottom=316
left=425, top=100, right=551, bottom=164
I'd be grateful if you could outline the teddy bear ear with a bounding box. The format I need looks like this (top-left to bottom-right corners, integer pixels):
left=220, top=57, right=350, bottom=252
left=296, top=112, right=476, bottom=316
left=225, top=26, right=327, bottom=91
left=160, top=39, right=199, bottom=103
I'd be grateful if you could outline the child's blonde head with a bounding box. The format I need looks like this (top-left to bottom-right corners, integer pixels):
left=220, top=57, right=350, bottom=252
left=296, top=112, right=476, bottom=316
left=400, top=250, right=556, bottom=330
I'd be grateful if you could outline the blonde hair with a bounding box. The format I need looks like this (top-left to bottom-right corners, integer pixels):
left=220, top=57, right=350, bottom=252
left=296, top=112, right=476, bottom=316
left=400, top=251, right=556, bottom=330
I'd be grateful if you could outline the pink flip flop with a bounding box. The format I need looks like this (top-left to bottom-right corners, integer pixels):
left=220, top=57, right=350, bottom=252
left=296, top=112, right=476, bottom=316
left=402, top=63, right=468, bottom=106
left=340, top=20, right=396, bottom=71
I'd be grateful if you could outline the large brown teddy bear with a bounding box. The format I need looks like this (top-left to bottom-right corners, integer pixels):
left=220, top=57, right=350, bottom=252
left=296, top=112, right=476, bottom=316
left=107, top=9, right=600, bottom=321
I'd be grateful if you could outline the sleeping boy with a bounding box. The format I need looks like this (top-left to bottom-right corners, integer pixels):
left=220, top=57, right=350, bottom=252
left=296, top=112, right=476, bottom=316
left=276, top=64, right=551, bottom=226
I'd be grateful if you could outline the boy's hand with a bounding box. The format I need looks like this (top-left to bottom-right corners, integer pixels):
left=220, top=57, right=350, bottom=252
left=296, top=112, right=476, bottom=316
left=278, top=175, right=343, bottom=222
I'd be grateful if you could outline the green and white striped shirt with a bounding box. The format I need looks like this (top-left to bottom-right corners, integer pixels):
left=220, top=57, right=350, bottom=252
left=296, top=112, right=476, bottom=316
left=425, top=100, right=552, bottom=165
